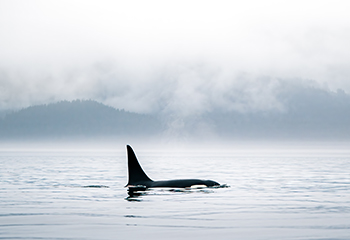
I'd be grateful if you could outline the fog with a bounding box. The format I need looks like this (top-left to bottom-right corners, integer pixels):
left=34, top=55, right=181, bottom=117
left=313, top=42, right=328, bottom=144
left=1, top=1, right=350, bottom=143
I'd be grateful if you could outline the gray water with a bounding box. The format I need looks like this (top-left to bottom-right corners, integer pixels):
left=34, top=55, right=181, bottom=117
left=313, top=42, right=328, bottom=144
left=1, top=146, right=350, bottom=240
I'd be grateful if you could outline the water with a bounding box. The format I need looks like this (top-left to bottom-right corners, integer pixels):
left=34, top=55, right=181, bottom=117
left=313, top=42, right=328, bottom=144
left=1, top=146, right=350, bottom=240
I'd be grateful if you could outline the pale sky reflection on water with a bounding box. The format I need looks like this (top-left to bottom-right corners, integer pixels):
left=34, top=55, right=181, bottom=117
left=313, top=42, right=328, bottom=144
left=1, top=143, right=350, bottom=240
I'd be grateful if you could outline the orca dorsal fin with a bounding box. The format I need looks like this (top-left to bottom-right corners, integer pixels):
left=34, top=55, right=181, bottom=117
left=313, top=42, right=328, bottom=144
left=126, top=145, right=153, bottom=186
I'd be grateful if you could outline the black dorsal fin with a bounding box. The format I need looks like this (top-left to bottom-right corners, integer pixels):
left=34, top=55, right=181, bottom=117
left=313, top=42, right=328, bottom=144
left=126, top=145, right=153, bottom=186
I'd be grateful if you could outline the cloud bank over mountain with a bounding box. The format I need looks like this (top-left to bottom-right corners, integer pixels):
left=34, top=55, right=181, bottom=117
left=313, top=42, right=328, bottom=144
left=1, top=89, right=349, bottom=142
left=1, top=1, right=350, bottom=143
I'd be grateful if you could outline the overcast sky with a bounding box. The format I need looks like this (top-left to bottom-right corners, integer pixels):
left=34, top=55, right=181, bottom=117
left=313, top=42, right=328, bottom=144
left=1, top=0, right=350, bottom=113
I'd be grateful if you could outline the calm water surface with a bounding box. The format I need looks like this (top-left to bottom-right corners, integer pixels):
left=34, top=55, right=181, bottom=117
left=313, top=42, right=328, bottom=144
left=1, top=146, right=350, bottom=240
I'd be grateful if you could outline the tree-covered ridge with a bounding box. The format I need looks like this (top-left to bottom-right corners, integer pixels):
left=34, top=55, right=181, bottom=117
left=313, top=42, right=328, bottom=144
left=1, top=84, right=350, bottom=141
left=207, top=85, right=350, bottom=140
left=0, top=100, right=162, bottom=139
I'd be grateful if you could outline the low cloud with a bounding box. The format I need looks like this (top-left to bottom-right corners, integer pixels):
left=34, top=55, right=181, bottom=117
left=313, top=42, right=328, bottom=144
left=1, top=0, right=350, bottom=119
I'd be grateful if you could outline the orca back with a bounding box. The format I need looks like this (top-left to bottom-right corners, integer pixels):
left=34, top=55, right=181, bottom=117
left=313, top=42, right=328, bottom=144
left=126, top=145, right=153, bottom=186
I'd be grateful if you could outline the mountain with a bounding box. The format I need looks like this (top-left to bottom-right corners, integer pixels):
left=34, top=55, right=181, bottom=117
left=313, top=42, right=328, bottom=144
left=159, top=83, right=350, bottom=141
left=1, top=84, right=350, bottom=142
left=0, top=100, right=162, bottom=140
left=206, top=85, right=350, bottom=140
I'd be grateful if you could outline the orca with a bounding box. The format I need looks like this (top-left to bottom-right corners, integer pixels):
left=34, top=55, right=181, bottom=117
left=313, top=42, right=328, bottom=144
left=125, top=145, right=220, bottom=190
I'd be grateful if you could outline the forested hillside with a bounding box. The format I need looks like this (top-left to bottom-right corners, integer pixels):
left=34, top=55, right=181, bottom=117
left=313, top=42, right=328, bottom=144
left=1, top=85, right=350, bottom=142
left=0, top=100, right=162, bottom=140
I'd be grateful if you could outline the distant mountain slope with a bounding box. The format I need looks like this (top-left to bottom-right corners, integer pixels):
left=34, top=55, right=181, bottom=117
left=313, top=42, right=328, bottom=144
left=1, top=84, right=350, bottom=142
left=206, top=85, right=350, bottom=140
left=158, top=83, right=350, bottom=141
left=0, top=100, right=162, bottom=140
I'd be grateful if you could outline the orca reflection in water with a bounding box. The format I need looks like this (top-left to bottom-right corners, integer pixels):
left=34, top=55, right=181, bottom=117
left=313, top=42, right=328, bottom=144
left=125, top=145, right=220, bottom=190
